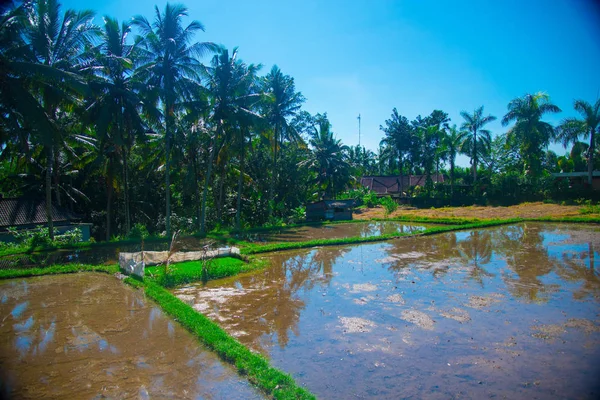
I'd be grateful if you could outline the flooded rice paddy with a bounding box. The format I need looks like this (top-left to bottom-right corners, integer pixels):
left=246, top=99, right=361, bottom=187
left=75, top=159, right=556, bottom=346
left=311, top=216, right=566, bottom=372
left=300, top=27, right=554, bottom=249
left=0, top=222, right=427, bottom=269
left=175, top=223, right=600, bottom=399
left=0, top=273, right=262, bottom=399
left=236, top=221, right=428, bottom=243
left=0, top=236, right=218, bottom=269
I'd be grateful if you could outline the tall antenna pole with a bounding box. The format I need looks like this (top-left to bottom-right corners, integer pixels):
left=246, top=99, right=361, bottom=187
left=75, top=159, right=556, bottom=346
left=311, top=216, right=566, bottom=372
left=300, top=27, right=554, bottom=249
left=357, top=114, right=361, bottom=147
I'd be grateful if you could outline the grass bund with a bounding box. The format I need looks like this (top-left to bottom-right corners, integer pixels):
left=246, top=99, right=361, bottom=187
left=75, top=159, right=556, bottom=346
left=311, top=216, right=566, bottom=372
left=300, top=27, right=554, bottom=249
left=0, top=263, right=119, bottom=280
left=145, top=257, right=268, bottom=288
left=1, top=215, right=599, bottom=399
left=125, top=278, right=315, bottom=400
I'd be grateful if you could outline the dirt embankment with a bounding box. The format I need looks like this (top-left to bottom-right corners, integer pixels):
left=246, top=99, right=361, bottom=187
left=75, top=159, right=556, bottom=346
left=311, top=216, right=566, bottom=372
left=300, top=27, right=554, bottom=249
left=353, top=202, right=587, bottom=220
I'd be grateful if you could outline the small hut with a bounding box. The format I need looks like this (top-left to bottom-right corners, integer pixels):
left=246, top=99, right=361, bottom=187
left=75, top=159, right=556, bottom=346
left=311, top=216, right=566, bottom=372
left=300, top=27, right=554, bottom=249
left=306, top=200, right=354, bottom=221
left=0, top=198, right=92, bottom=242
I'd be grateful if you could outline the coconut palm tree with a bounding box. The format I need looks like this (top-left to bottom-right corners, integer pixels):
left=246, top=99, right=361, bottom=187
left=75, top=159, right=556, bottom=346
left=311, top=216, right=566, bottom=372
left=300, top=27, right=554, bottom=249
left=263, top=66, right=305, bottom=217
left=502, top=93, right=561, bottom=177
left=7, top=0, right=97, bottom=239
left=444, top=124, right=467, bottom=197
left=199, top=47, right=262, bottom=232
left=380, top=108, right=413, bottom=193
left=133, top=2, right=216, bottom=237
left=300, top=114, right=351, bottom=199
left=556, top=99, right=600, bottom=185
left=460, top=106, right=496, bottom=183
left=87, top=16, right=148, bottom=238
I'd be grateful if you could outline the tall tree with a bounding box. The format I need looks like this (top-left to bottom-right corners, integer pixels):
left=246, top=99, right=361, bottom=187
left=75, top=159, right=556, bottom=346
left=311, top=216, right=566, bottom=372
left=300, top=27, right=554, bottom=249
left=133, top=2, right=215, bottom=237
left=556, top=99, right=600, bottom=185
left=460, top=106, right=496, bottom=183
left=300, top=114, right=351, bottom=199
left=87, top=16, right=148, bottom=238
left=380, top=108, right=413, bottom=193
left=21, top=0, right=97, bottom=239
left=263, top=65, right=304, bottom=217
left=502, top=93, right=561, bottom=177
left=444, top=124, right=467, bottom=197
left=200, top=47, right=262, bottom=232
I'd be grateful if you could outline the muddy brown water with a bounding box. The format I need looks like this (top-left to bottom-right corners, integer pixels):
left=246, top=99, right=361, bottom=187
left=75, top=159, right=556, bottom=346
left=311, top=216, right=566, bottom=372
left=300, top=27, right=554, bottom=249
left=235, top=221, right=429, bottom=243
left=0, top=273, right=262, bottom=399
left=175, top=223, right=600, bottom=399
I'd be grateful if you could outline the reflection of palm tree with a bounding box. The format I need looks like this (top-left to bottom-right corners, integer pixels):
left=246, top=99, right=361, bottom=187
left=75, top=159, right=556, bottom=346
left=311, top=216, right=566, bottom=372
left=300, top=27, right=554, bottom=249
left=198, top=246, right=349, bottom=352
left=494, top=224, right=558, bottom=302
left=457, top=230, right=495, bottom=287
left=384, top=232, right=461, bottom=279
left=554, top=241, right=600, bottom=300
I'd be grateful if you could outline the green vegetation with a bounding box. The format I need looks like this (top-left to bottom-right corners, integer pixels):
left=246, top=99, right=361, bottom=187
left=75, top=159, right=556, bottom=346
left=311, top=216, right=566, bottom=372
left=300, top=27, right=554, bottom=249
left=146, top=257, right=267, bottom=288
left=0, top=264, right=118, bottom=280
left=1, top=0, right=597, bottom=249
left=125, top=278, right=315, bottom=399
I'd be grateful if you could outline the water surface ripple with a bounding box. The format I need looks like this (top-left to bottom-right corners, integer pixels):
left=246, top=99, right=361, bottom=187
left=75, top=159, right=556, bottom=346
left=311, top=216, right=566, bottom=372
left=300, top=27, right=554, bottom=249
left=0, top=273, right=262, bottom=399
left=175, top=223, right=600, bottom=399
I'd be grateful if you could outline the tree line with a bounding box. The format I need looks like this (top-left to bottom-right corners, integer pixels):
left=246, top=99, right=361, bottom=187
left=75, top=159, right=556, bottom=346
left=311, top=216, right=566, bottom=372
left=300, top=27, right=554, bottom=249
left=1, top=0, right=598, bottom=241
left=378, top=94, right=599, bottom=202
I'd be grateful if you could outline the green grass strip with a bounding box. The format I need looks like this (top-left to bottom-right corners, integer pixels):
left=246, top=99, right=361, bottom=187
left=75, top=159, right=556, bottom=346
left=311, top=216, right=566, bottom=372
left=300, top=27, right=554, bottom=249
left=125, top=278, right=315, bottom=400
left=0, top=263, right=119, bottom=280
left=146, top=257, right=267, bottom=288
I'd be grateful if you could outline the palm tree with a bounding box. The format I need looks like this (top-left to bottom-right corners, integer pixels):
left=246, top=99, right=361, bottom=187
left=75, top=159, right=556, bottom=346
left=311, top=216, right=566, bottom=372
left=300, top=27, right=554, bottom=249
left=380, top=108, right=413, bottom=194
left=502, top=92, right=561, bottom=177
left=263, top=66, right=305, bottom=217
left=300, top=114, right=351, bottom=199
left=200, top=47, right=262, bottom=232
left=415, top=125, right=442, bottom=191
left=460, top=106, right=496, bottom=183
left=87, top=16, right=147, bottom=238
left=444, top=124, right=467, bottom=197
left=15, top=0, right=97, bottom=239
left=556, top=99, right=600, bottom=185
left=133, top=3, right=216, bottom=237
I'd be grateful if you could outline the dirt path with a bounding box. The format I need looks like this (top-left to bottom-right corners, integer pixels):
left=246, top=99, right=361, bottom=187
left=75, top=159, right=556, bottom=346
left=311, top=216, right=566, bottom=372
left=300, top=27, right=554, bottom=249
left=353, top=202, right=588, bottom=220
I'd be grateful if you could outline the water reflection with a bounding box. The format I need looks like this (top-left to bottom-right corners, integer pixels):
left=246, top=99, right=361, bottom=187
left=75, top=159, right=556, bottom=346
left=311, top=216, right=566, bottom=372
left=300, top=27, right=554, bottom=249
left=235, top=221, right=429, bottom=243
left=0, top=273, right=262, bottom=399
left=176, top=223, right=600, bottom=399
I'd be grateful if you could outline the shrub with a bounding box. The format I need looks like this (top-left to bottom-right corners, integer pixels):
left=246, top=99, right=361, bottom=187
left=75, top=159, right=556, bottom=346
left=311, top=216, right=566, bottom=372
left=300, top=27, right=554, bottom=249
left=127, top=223, right=149, bottom=239
left=287, top=206, right=306, bottom=225
left=380, top=196, right=398, bottom=216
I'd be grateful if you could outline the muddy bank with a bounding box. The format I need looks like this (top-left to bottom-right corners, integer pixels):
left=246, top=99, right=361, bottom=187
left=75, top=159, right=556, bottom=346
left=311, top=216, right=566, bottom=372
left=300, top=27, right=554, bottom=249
left=0, top=273, right=261, bottom=399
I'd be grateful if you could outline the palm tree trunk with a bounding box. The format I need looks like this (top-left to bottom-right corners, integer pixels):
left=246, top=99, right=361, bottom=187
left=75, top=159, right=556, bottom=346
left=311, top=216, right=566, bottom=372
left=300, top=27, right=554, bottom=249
left=106, top=169, right=113, bottom=241
left=217, top=162, right=227, bottom=224
left=236, top=132, right=246, bottom=230
left=268, top=125, right=279, bottom=218
left=200, top=130, right=219, bottom=235
left=165, top=113, right=172, bottom=238
left=192, top=149, right=202, bottom=232
left=53, top=144, right=62, bottom=207
left=45, top=146, right=54, bottom=241
left=123, top=150, right=131, bottom=234
left=450, top=160, right=455, bottom=199
left=588, top=128, right=595, bottom=186
left=473, top=129, right=478, bottom=183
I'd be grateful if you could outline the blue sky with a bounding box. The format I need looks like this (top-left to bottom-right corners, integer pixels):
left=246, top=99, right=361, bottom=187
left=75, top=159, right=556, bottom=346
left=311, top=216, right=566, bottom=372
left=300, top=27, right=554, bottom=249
left=62, top=0, right=600, bottom=166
